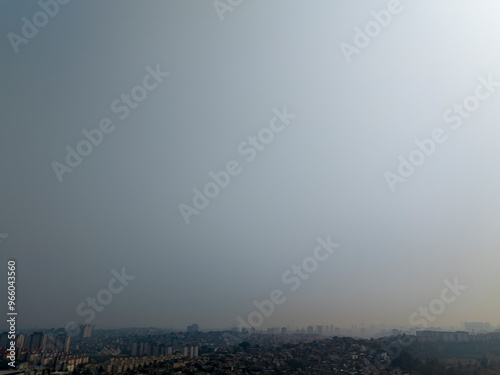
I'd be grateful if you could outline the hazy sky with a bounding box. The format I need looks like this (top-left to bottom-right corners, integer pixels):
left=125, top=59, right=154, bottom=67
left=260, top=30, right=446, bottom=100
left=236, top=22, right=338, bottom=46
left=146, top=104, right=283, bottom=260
left=1, top=0, right=500, bottom=332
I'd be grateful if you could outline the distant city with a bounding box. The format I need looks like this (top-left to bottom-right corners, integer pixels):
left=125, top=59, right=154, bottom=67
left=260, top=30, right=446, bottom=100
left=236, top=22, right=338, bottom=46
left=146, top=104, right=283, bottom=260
left=3, top=1, right=500, bottom=374
left=2, top=321, right=500, bottom=374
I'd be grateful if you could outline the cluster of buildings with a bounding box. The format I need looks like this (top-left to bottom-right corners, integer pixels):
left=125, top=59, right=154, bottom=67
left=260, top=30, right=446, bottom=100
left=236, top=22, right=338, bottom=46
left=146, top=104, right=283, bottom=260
left=23, top=353, right=89, bottom=372
left=112, top=336, right=405, bottom=374
left=416, top=330, right=500, bottom=343
left=4, top=324, right=500, bottom=374
left=0, top=325, right=93, bottom=370
left=0, top=331, right=70, bottom=355
left=101, top=356, right=165, bottom=373
left=256, top=324, right=402, bottom=339
left=130, top=342, right=172, bottom=357
left=463, top=321, right=494, bottom=334
left=0, top=325, right=91, bottom=354
left=262, top=325, right=359, bottom=337
left=181, top=345, right=198, bottom=358
left=130, top=342, right=198, bottom=358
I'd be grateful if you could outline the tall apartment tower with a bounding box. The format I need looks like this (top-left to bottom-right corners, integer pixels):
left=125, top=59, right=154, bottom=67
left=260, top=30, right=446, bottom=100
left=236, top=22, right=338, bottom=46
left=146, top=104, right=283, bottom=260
left=29, top=332, right=47, bottom=351
left=16, top=334, right=25, bottom=349
left=317, top=325, right=323, bottom=336
left=79, top=324, right=92, bottom=339
left=143, top=342, right=150, bottom=356
left=187, top=324, right=199, bottom=332
left=131, top=343, right=138, bottom=356
left=24, top=333, right=32, bottom=349
left=55, top=333, right=70, bottom=353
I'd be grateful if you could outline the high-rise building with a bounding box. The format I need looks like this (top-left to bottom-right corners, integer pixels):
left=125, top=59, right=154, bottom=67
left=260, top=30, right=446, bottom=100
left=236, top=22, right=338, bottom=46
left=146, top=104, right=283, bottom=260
left=55, top=333, right=70, bottom=353
left=29, top=332, right=47, bottom=351
left=307, top=326, right=314, bottom=334
left=143, top=342, right=150, bottom=356
left=131, top=343, right=138, bottom=356
left=187, top=324, right=199, bottom=332
left=464, top=322, right=492, bottom=333
left=24, top=333, right=32, bottom=349
left=16, top=334, right=24, bottom=349
left=317, top=325, right=323, bottom=336
left=183, top=346, right=198, bottom=358
left=80, top=324, right=92, bottom=339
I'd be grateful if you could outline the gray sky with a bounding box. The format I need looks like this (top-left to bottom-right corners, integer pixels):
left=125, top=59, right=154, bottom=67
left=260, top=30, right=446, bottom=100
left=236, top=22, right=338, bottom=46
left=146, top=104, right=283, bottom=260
left=1, top=0, right=500, bottom=332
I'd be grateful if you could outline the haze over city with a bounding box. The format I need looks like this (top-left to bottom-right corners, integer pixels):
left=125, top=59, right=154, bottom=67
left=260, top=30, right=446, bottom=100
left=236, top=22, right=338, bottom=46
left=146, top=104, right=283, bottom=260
left=1, top=0, right=500, bottom=334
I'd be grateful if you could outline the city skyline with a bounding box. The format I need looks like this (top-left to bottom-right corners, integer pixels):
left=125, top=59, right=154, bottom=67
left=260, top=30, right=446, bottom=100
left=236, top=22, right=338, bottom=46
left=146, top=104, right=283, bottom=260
left=2, top=0, right=500, bottom=336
